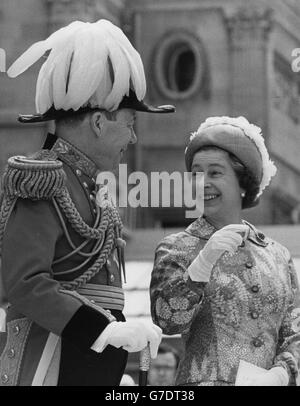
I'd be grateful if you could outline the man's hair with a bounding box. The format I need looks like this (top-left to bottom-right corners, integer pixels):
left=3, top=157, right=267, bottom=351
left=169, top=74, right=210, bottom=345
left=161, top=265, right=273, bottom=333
left=55, top=109, right=117, bottom=127
left=158, top=343, right=180, bottom=369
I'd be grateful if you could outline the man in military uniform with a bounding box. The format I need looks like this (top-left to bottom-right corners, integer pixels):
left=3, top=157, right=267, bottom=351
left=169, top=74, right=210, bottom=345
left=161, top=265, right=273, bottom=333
left=0, top=19, right=174, bottom=386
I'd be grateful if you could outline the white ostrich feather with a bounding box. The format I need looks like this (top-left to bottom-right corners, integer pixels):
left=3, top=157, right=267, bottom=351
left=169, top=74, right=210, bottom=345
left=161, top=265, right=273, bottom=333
left=7, top=41, right=48, bottom=78
left=35, top=60, right=53, bottom=113
left=190, top=116, right=277, bottom=196
left=8, top=19, right=147, bottom=113
left=98, top=20, right=146, bottom=100
left=62, top=26, right=103, bottom=110
left=104, top=37, right=131, bottom=111
left=7, top=21, right=86, bottom=78
left=88, top=63, right=113, bottom=109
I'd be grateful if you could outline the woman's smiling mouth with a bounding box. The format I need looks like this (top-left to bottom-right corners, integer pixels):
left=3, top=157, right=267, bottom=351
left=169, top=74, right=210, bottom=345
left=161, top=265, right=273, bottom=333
left=204, top=194, right=220, bottom=201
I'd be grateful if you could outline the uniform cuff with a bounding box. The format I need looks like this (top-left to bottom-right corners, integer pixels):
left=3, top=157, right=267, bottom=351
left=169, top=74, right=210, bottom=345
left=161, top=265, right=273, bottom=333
left=91, top=321, right=118, bottom=353
left=62, top=305, right=111, bottom=350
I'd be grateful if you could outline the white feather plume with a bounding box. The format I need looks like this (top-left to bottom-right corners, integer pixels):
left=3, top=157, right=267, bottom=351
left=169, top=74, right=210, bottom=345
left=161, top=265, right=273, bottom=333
left=103, top=36, right=131, bottom=111
left=98, top=20, right=146, bottom=100
left=35, top=60, right=53, bottom=113
left=7, top=41, right=49, bottom=78
left=8, top=19, right=147, bottom=113
left=64, top=25, right=109, bottom=111
left=7, top=21, right=85, bottom=79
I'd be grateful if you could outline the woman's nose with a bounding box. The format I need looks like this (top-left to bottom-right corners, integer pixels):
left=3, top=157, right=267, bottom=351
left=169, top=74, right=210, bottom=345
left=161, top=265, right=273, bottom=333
left=204, top=179, right=212, bottom=188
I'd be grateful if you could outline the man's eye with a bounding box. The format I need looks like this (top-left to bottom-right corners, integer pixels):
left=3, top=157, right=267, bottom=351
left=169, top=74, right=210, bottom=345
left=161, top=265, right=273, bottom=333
left=211, top=170, right=222, bottom=176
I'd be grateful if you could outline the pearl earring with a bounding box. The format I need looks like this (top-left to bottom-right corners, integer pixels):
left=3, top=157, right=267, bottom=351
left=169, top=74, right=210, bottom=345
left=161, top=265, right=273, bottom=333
left=241, top=192, right=246, bottom=198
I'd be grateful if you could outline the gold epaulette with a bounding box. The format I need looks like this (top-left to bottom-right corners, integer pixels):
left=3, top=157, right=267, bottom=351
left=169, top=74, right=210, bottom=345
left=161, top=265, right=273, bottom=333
left=2, top=151, right=67, bottom=200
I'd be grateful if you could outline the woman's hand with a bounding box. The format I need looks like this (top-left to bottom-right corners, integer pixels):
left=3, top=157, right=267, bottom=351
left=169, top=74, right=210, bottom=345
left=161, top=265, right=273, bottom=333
left=188, top=224, right=250, bottom=283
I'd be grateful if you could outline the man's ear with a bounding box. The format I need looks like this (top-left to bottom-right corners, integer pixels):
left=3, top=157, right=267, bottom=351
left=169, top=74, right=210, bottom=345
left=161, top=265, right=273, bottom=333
left=90, top=111, right=106, bottom=137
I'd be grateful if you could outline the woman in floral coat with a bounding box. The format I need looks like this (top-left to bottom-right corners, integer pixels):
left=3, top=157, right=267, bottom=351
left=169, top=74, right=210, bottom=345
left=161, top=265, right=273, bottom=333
left=150, top=116, right=300, bottom=386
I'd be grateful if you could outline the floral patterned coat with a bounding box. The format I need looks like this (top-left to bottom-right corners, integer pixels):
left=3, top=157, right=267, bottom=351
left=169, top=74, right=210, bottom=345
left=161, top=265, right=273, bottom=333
left=150, top=217, right=300, bottom=386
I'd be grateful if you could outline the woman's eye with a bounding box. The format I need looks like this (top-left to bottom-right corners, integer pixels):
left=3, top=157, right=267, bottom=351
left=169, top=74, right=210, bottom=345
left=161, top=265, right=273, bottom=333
left=210, top=170, right=222, bottom=176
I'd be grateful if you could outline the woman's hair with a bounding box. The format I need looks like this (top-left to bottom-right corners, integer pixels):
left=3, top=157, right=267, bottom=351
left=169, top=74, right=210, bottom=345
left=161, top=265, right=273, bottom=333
left=194, top=146, right=260, bottom=209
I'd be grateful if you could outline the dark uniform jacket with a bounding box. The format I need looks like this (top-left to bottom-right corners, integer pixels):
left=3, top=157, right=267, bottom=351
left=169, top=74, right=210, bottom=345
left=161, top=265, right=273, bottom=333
left=0, top=134, right=127, bottom=386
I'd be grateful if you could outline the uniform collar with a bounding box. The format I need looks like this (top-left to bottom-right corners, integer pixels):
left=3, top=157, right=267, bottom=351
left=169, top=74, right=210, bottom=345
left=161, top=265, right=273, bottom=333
left=185, top=216, right=267, bottom=247
left=51, top=136, right=98, bottom=179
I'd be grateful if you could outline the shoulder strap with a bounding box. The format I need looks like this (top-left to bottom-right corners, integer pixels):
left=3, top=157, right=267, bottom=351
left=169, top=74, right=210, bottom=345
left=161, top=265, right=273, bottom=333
left=2, top=151, right=66, bottom=200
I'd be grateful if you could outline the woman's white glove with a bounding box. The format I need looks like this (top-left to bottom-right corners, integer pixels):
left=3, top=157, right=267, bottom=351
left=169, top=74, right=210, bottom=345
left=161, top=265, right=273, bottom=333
left=91, top=320, right=162, bottom=358
left=248, top=367, right=289, bottom=386
left=188, top=224, right=250, bottom=282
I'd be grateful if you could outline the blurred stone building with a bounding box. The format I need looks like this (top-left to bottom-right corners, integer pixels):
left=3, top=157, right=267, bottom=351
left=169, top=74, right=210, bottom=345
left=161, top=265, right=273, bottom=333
left=0, top=0, right=300, bottom=229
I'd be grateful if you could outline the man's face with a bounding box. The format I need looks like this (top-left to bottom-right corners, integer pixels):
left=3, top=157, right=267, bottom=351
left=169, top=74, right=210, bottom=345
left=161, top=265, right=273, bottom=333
left=96, top=108, right=137, bottom=170
left=148, top=352, right=177, bottom=386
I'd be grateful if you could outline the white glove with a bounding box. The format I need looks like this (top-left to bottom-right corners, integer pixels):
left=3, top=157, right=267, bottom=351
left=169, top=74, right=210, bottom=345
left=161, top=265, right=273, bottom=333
left=91, top=320, right=162, bottom=358
left=188, top=224, right=250, bottom=282
left=247, top=367, right=289, bottom=386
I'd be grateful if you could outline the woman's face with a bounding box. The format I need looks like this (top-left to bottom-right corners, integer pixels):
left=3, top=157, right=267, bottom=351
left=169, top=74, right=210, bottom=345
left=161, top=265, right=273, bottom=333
left=191, top=148, right=244, bottom=225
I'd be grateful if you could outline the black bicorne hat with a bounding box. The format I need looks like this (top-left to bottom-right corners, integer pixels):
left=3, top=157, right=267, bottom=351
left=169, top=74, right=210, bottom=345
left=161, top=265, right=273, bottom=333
left=18, top=90, right=175, bottom=123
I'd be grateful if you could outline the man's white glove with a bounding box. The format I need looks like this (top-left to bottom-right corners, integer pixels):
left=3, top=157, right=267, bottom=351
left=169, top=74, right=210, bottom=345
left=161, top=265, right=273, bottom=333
left=91, top=320, right=162, bottom=358
left=188, top=224, right=250, bottom=282
left=248, top=367, right=289, bottom=386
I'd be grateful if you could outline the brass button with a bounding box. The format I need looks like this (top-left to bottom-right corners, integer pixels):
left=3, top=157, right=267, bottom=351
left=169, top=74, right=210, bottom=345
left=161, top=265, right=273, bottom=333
left=7, top=349, right=15, bottom=358
left=90, top=300, right=95, bottom=304
left=83, top=182, right=88, bottom=188
left=252, top=337, right=263, bottom=347
left=110, top=274, right=115, bottom=283
left=250, top=311, right=259, bottom=319
left=106, top=259, right=111, bottom=268
left=251, top=285, right=259, bottom=293
left=89, top=194, right=94, bottom=200
left=13, top=325, right=20, bottom=335
left=76, top=169, right=82, bottom=176
left=245, top=262, right=253, bottom=269
left=1, top=374, right=9, bottom=384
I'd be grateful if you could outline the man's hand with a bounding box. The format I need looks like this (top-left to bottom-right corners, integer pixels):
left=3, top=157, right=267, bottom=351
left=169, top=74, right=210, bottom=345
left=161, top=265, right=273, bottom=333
left=91, top=320, right=162, bottom=358
left=188, top=224, right=249, bottom=283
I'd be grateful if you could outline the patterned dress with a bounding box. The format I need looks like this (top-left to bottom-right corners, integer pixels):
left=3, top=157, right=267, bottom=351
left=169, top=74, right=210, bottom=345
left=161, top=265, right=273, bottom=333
left=150, top=217, right=300, bottom=386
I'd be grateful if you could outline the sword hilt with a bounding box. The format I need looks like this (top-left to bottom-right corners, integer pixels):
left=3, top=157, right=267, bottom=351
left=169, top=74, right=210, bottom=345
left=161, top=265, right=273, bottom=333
left=139, top=344, right=151, bottom=372
left=139, top=344, right=151, bottom=386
